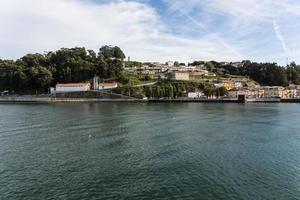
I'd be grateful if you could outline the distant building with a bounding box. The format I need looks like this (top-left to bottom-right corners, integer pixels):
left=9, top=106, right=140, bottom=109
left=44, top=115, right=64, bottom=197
left=235, top=81, right=243, bottom=88
left=189, top=71, right=209, bottom=80
left=207, top=72, right=217, bottom=77
left=219, top=79, right=235, bottom=90
left=262, top=86, right=285, bottom=98
left=52, top=83, right=91, bottom=93
left=98, top=82, right=118, bottom=90
left=246, top=88, right=264, bottom=99
left=285, top=84, right=300, bottom=98
left=230, top=62, right=243, bottom=68
left=170, top=71, right=190, bottom=81
left=188, top=92, right=204, bottom=98
left=228, top=88, right=264, bottom=99
left=166, top=61, right=174, bottom=67
left=227, top=89, right=239, bottom=98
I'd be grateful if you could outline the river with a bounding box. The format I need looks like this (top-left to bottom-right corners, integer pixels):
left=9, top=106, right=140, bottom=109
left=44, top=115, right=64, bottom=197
left=1, top=103, right=300, bottom=199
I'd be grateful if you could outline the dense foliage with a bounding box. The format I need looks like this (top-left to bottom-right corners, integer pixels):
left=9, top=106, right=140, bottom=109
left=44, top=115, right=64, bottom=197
left=1, top=45, right=300, bottom=95
left=191, top=60, right=299, bottom=86
left=114, top=80, right=209, bottom=99
left=0, top=46, right=125, bottom=92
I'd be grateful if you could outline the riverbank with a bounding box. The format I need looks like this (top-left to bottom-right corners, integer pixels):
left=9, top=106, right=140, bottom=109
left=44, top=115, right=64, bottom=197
left=0, top=97, right=146, bottom=103
left=1, top=96, right=300, bottom=103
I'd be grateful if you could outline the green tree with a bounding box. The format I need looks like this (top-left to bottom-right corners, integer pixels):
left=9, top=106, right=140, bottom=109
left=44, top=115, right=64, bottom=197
left=98, top=46, right=125, bottom=78
left=204, top=87, right=216, bottom=98
left=205, top=62, right=214, bottom=71
left=217, top=87, right=227, bottom=97
left=145, top=86, right=153, bottom=98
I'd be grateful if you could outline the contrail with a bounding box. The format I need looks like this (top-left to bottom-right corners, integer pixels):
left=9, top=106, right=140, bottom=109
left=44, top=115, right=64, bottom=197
left=180, top=11, right=245, bottom=60
left=273, top=20, right=289, bottom=54
left=163, top=0, right=245, bottom=60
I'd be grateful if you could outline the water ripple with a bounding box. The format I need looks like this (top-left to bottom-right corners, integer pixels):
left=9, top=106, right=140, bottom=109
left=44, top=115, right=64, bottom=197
left=1, top=103, right=300, bottom=199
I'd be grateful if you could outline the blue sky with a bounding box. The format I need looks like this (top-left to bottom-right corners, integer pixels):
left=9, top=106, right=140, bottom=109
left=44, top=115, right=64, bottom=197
left=1, top=0, right=300, bottom=65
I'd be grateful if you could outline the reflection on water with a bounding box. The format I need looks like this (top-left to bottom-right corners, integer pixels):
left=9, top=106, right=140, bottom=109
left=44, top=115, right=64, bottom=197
left=0, top=103, right=300, bottom=199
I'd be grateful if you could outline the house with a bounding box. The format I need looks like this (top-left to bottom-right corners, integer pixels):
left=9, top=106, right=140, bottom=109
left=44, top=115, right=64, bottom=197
left=245, top=88, right=264, bottom=99
left=166, top=61, right=174, bottom=67
left=98, top=82, right=118, bottom=90
left=52, top=83, right=91, bottom=93
left=141, top=70, right=156, bottom=79
left=219, top=79, right=235, bottom=90
left=227, top=89, right=239, bottom=98
left=188, top=92, right=204, bottom=98
left=170, top=71, right=190, bottom=81
left=206, top=72, right=217, bottom=77
left=283, top=88, right=293, bottom=99
left=285, top=84, right=300, bottom=98
left=235, top=81, right=243, bottom=89
left=189, top=70, right=209, bottom=80
left=227, top=87, right=264, bottom=99
left=262, top=86, right=285, bottom=98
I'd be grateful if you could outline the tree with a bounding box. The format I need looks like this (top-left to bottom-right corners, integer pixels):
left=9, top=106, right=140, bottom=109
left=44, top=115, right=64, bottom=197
left=98, top=46, right=125, bottom=60
left=286, top=62, right=300, bottom=84
left=218, top=87, right=227, bottom=97
left=0, top=45, right=128, bottom=93
left=125, top=61, right=142, bottom=68
left=189, top=61, right=205, bottom=66
left=204, top=87, right=216, bottom=98
left=205, top=62, right=214, bottom=71
left=98, top=46, right=125, bottom=78
left=145, top=86, right=153, bottom=98
left=166, top=84, right=174, bottom=98
left=154, top=86, right=161, bottom=98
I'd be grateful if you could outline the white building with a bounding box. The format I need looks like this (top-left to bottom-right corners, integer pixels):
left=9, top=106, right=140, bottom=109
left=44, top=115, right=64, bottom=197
left=52, top=83, right=91, bottom=93
left=188, top=92, right=204, bottom=98
left=235, top=81, right=243, bottom=88
left=166, top=61, right=174, bottom=67
left=170, top=71, right=190, bottom=81
left=98, top=82, right=118, bottom=90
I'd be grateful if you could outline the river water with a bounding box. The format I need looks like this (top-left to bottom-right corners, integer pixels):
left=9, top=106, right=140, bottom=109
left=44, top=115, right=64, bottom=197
left=1, top=103, right=300, bottom=199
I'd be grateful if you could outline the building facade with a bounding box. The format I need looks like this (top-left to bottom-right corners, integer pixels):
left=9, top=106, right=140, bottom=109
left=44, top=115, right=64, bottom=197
left=170, top=71, right=190, bottom=81
left=53, top=83, right=91, bottom=93
left=188, top=92, right=205, bottom=98
left=98, top=82, right=118, bottom=90
left=262, top=86, right=285, bottom=98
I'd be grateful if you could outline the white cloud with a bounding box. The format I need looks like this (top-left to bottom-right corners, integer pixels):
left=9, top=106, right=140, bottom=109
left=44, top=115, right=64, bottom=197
left=0, top=0, right=244, bottom=62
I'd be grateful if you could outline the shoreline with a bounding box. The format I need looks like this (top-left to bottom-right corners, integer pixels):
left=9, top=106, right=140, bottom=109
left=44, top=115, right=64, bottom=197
left=1, top=97, right=300, bottom=103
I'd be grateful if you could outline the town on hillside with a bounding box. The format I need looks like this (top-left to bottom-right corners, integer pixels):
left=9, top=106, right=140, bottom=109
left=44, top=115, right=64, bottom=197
left=50, top=60, right=300, bottom=101
left=1, top=46, right=300, bottom=101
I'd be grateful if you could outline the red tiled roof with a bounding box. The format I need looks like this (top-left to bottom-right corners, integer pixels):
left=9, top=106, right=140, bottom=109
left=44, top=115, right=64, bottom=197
left=56, top=83, right=90, bottom=87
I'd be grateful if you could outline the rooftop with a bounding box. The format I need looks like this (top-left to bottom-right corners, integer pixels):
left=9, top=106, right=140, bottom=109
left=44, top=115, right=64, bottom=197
left=56, top=83, right=90, bottom=87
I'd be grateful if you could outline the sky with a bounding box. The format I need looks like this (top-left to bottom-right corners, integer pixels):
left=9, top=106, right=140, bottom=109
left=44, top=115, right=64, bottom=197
left=1, top=0, right=300, bottom=65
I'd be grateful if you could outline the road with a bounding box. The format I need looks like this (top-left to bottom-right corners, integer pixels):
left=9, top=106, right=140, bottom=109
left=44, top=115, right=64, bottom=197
left=131, top=81, right=157, bottom=87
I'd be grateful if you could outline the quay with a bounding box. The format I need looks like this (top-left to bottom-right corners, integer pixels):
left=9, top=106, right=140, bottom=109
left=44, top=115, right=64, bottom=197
left=1, top=96, right=300, bottom=103
left=148, top=99, right=241, bottom=103
left=0, top=97, right=146, bottom=103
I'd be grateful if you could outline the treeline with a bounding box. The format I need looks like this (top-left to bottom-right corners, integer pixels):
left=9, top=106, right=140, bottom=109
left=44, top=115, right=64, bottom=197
left=0, top=46, right=125, bottom=92
left=190, top=60, right=300, bottom=86
left=1, top=45, right=299, bottom=93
